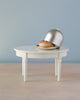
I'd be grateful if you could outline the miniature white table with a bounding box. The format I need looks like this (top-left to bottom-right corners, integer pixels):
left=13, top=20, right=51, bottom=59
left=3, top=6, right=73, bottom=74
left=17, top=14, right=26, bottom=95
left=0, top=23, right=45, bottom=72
left=14, top=46, right=68, bottom=82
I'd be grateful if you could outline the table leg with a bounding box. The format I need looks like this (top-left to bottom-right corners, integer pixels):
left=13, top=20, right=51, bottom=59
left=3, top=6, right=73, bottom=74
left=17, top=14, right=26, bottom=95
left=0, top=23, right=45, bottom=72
left=57, top=58, right=62, bottom=81
left=22, top=53, right=28, bottom=82
left=22, top=58, right=24, bottom=76
left=55, top=58, right=58, bottom=76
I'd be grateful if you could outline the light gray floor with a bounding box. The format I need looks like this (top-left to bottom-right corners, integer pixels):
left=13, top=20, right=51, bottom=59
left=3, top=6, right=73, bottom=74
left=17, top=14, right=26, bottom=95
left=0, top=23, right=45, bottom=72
left=0, top=63, right=80, bottom=100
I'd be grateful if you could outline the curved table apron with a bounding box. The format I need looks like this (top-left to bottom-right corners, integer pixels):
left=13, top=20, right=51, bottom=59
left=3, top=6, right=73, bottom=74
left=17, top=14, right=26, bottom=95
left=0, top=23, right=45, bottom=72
left=14, top=46, right=69, bottom=82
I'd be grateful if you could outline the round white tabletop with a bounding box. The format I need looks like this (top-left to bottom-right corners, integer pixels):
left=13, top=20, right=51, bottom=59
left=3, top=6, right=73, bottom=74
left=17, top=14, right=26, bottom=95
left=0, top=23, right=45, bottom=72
left=14, top=45, right=68, bottom=53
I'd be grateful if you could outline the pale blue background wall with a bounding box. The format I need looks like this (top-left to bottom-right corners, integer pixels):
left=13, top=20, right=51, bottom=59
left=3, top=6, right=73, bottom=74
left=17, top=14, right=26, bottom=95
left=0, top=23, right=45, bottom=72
left=0, top=0, right=80, bottom=63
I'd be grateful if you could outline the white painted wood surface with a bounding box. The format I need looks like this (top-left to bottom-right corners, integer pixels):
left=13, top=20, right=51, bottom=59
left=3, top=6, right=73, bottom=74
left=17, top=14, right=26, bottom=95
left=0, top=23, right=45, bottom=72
left=14, top=46, right=69, bottom=82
